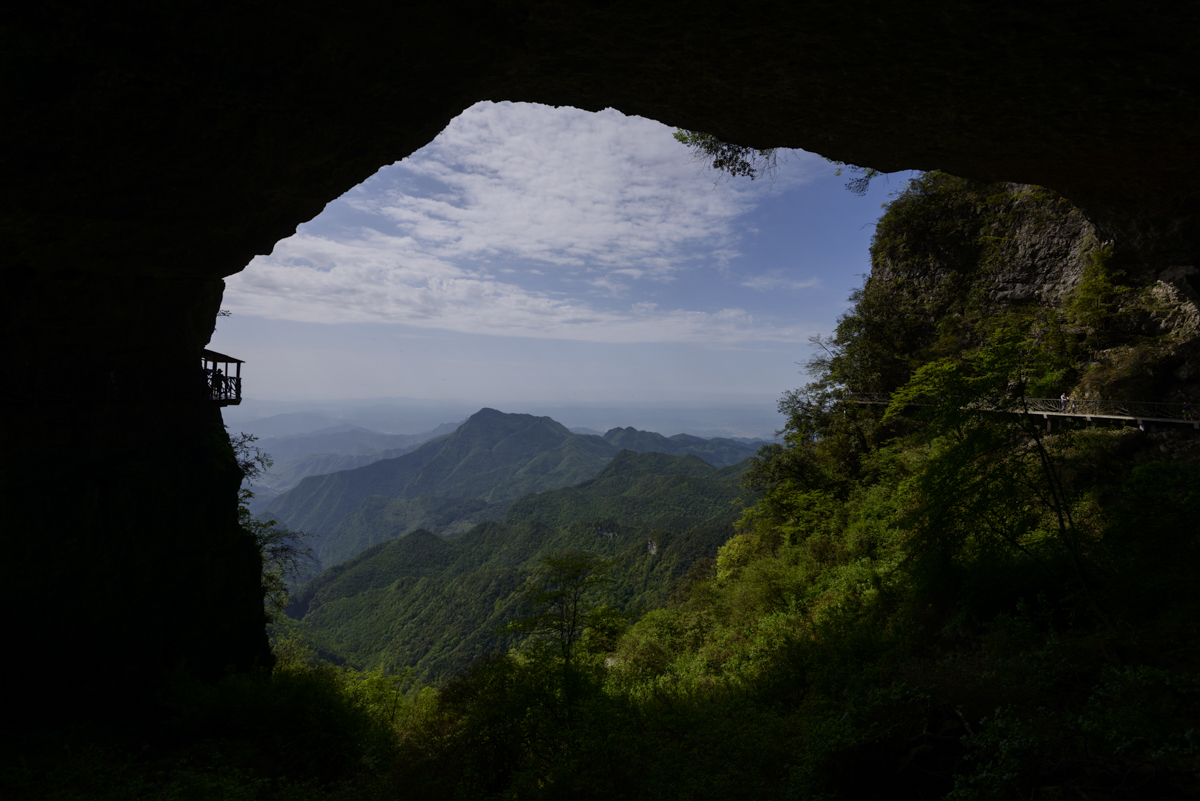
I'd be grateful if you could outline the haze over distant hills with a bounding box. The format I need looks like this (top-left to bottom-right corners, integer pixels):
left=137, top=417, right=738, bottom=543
left=263, top=408, right=765, bottom=568
left=227, top=405, right=477, bottom=438
left=238, top=421, right=464, bottom=513
left=256, top=423, right=460, bottom=463
left=265, top=409, right=617, bottom=555
left=224, top=397, right=784, bottom=440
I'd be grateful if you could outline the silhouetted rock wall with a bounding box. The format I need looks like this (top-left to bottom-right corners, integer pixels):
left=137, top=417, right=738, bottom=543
left=1, top=275, right=272, bottom=722
left=4, top=1, right=1200, bottom=718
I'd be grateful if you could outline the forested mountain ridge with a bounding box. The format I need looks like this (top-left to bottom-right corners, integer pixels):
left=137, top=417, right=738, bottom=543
left=505, top=449, right=748, bottom=532
left=265, top=410, right=763, bottom=568
left=263, top=409, right=616, bottom=541
left=260, top=447, right=418, bottom=490
left=245, top=448, right=422, bottom=514
left=237, top=421, right=465, bottom=513
left=599, top=427, right=758, bottom=466
left=320, top=494, right=506, bottom=567
left=315, top=449, right=748, bottom=570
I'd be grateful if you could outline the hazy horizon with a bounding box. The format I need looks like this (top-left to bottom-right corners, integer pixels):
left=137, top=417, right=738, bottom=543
left=222, top=395, right=786, bottom=440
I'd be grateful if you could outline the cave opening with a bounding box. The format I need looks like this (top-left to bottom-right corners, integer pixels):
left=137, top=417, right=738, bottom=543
left=212, top=100, right=906, bottom=436
left=7, top=1, right=1200, bottom=724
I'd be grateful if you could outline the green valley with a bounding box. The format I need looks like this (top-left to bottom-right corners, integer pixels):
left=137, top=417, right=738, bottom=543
left=283, top=448, right=748, bottom=683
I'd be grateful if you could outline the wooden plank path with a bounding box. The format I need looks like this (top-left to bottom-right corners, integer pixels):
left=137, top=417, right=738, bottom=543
left=845, top=393, right=1199, bottom=431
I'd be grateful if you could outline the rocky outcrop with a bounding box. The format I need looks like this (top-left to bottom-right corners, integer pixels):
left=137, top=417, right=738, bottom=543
left=863, top=175, right=1200, bottom=404
left=1146, top=270, right=1200, bottom=337
left=871, top=180, right=1098, bottom=313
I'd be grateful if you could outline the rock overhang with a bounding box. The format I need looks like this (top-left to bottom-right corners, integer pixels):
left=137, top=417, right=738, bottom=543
left=5, top=1, right=1200, bottom=285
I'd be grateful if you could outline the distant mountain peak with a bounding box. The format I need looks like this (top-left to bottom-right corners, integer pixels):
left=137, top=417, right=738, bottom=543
left=604, top=426, right=638, bottom=437
left=460, top=408, right=572, bottom=437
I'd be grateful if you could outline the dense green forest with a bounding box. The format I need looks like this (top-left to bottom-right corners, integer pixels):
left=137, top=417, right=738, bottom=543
left=282, top=448, right=747, bottom=684
left=12, top=174, right=1200, bottom=800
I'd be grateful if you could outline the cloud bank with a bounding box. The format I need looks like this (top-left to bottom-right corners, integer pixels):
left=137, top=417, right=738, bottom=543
left=224, top=101, right=826, bottom=345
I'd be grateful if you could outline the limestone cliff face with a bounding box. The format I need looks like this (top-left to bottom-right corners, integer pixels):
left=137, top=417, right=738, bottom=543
left=1145, top=267, right=1200, bottom=339
left=5, top=2, right=1200, bottom=717
left=863, top=175, right=1200, bottom=402
left=870, top=180, right=1097, bottom=313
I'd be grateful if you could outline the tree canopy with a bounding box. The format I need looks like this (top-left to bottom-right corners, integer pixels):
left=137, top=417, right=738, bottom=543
left=672, top=128, right=881, bottom=193
left=503, top=551, right=615, bottom=668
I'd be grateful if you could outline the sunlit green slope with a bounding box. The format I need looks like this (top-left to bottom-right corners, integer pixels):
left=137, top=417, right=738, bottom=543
left=505, top=448, right=747, bottom=532
left=286, top=449, right=748, bottom=683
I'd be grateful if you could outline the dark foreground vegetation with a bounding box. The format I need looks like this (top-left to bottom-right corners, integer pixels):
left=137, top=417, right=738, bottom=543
left=7, top=175, right=1199, bottom=800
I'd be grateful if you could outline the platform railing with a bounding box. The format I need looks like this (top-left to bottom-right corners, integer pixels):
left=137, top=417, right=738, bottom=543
left=844, top=393, right=1197, bottom=423
left=206, top=375, right=242, bottom=404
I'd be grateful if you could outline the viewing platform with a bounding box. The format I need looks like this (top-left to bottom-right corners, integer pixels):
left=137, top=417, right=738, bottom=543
left=202, top=349, right=242, bottom=406
left=845, top=393, right=1198, bottom=431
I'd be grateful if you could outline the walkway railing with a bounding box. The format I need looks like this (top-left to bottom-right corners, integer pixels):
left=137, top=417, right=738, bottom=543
left=845, top=393, right=1198, bottom=427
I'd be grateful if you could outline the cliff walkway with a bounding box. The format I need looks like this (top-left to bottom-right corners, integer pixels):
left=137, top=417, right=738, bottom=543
left=846, top=394, right=1199, bottom=431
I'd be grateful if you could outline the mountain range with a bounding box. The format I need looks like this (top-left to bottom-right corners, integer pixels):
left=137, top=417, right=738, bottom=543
left=262, top=409, right=761, bottom=567
left=264, top=410, right=614, bottom=547
left=224, top=399, right=784, bottom=441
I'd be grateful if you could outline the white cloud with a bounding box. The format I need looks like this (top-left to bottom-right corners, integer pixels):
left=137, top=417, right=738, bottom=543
left=741, top=273, right=823, bottom=292
left=223, top=101, right=826, bottom=345
left=228, top=233, right=819, bottom=344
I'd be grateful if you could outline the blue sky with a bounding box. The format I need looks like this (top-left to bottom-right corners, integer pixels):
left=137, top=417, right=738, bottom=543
left=211, top=101, right=908, bottom=407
